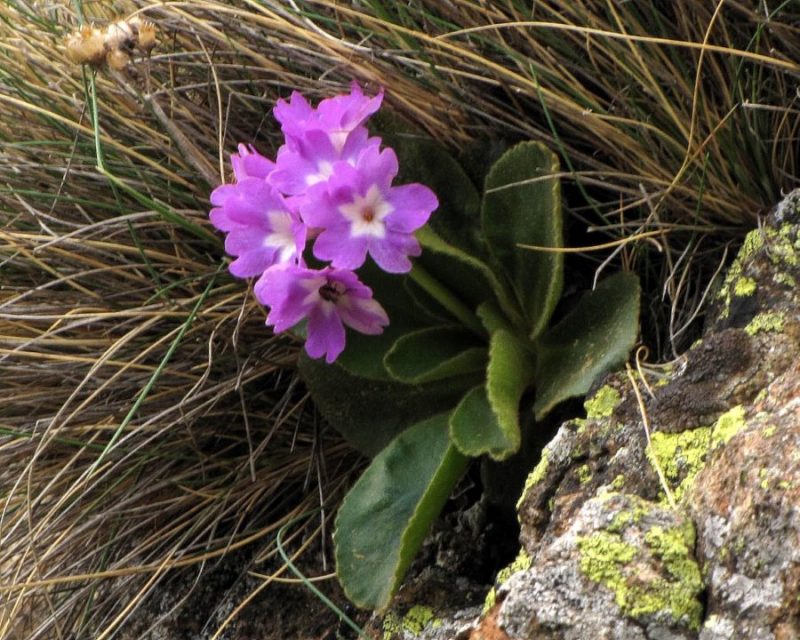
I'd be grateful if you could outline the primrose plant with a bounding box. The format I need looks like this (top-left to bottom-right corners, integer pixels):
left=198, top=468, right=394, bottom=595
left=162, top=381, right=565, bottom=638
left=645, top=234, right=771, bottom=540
left=210, top=83, right=641, bottom=610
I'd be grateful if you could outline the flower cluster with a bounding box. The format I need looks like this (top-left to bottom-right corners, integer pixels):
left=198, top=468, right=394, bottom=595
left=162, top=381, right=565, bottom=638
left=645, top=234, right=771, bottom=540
left=209, top=83, right=438, bottom=362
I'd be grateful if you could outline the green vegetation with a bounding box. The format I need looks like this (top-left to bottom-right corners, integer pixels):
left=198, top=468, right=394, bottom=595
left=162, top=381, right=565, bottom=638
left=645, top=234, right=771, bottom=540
left=1, top=0, right=798, bottom=635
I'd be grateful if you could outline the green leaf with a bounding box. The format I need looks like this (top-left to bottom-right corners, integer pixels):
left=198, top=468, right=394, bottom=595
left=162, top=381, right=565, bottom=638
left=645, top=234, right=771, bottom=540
left=386, top=134, right=487, bottom=258
left=533, top=272, right=641, bottom=420
left=335, top=413, right=469, bottom=609
left=449, top=386, right=512, bottom=458
left=416, top=225, right=521, bottom=326
left=476, top=300, right=514, bottom=335
left=482, top=142, right=564, bottom=340
left=450, top=330, right=535, bottom=460
left=384, top=326, right=487, bottom=384
left=298, top=353, right=475, bottom=457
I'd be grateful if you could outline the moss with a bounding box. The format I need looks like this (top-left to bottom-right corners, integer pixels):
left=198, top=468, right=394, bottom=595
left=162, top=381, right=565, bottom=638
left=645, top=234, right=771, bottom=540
left=584, top=385, right=621, bottom=420
left=578, top=523, right=703, bottom=631
left=646, top=427, right=712, bottom=502
left=517, top=450, right=549, bottom=510
left=710, top=405, right=747, bottom=447
left=744, top=311, right=785, bottom=336
left=733, top=276, right=757, bottom=296
left=577, top=464, right=593, bottom=485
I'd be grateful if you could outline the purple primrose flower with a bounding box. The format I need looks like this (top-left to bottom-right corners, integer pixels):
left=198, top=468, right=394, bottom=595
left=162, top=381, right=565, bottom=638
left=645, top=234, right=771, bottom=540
left=210, top=178, right=305, bottom=278
left=255, top=265, right=389, bottom=363
left=209, top=82, right=437, bottom=362
left=273, top=82, right=383, bottom=150
left=302, top=145, right=438, bottom=273
left=269, top=126, right=380, bottom=197
left=231, top=143, right=274, bottom=180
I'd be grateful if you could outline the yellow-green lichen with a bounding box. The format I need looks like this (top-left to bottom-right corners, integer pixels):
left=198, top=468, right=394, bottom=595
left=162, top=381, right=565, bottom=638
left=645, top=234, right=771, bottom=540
left=383, top=612, right=401, bottom=639
left=383, top=606, right=439, bottom=638
left=762, top=425, right=777, bottom=438
left=739, top=228, right=766, bottom=262
left=607, top=498, right=650, bottom=533
left=759, top=468, right=770, bottom=490
left=733, top=276, right=757, bottom=297
left=646, top=406, right=747, bottom=503
left=611, top=474, right=625, bottom=491
left=770, top=224, right=800, bottom=267
left=577, top=464, right=593, bottom=485
left=517, top=451, right=549, bottom=510
left=577, top=531, right=636, bottom=587
left=584, top=386, right=622, bottom=420
left=646, top=427, right=713, bottom=502
left=578, top=524, right=702, bottom=630
left=483, top=550, right=532, bottom=613
left=498, top=549, right=532, bottom=584
left=774, top=272, right=796, bottom=288
left=710, top=405, right=747, bottom=447
left=744, top=311, right=785, bottom=336
left=715, top=222, right=798, bottom=320
left=642, top=523, right=703, bottom=629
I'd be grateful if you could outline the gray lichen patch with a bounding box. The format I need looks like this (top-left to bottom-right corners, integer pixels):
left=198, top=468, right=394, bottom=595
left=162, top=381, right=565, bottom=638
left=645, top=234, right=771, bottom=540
left=499, top=492, right=703, bottom=639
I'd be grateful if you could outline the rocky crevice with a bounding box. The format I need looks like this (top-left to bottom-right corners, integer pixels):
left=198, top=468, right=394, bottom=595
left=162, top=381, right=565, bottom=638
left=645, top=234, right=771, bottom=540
left=382, top=191, right=800, bottom=640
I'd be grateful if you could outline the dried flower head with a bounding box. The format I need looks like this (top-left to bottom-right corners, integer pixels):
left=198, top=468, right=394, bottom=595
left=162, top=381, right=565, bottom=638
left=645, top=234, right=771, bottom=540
left=64, top=25, right=106, bottom=66
left=130, top=17, right=157, bottom=54
left=64, top=16, right=157, bottom=70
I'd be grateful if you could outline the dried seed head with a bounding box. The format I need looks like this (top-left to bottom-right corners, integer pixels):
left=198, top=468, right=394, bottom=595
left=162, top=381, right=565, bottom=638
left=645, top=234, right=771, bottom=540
left=65, top=25, right=106, bottom=66
left=129, top=16, right=157, bottom=53
left=104, top=20, right=135, bottom=53
left=106, top=48, right=131, bottom=71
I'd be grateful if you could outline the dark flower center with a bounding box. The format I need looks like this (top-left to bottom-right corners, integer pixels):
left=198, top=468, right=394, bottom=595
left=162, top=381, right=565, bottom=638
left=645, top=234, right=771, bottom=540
left=362, top=206, right=375, bottom=222
left=319, top=279, right=345, bottom=303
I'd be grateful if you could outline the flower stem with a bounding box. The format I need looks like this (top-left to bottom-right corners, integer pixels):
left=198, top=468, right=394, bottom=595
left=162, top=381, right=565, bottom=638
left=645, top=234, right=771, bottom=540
left=409, top=263, right=485, bottom=337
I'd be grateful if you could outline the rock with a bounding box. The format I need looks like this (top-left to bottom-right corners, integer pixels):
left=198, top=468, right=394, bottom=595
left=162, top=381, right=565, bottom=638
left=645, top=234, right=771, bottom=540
left=391, top=190, right=800, bottom=639
left=498, top=492, right=702, bottom=639
left=691, top=358, right=800, bottom=639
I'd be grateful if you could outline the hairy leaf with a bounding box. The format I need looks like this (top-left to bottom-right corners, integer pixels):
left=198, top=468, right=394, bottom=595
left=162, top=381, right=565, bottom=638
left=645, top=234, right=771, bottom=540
left=534, top=272, right=640, bottom=419
left=450, top=330, right=534, bottom=460
left=482, top=142, right=563, bottom=340
left=384, top=326, right=487, bottom=384
left=335, top=413, right=469, bottom=609
left=298, top=353, right=473, bottom=457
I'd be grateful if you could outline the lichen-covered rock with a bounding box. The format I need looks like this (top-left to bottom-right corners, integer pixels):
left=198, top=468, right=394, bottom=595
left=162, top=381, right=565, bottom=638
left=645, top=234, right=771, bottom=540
left=496, top=492, right=702, bottom=639
left=691, top=358, right=800, bottom=639
left=487, top=192, right=800, bottom=639
left=380, top=192, right=800, bottom=640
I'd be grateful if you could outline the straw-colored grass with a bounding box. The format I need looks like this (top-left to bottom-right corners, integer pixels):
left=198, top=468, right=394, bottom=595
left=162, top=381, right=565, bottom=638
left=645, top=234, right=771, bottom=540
left=1, top=0, right=799, bottom=636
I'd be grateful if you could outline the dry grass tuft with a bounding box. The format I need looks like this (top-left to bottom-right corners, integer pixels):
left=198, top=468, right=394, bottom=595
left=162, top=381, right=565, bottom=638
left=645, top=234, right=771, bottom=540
left=1, top=0, right=799, bottom=636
